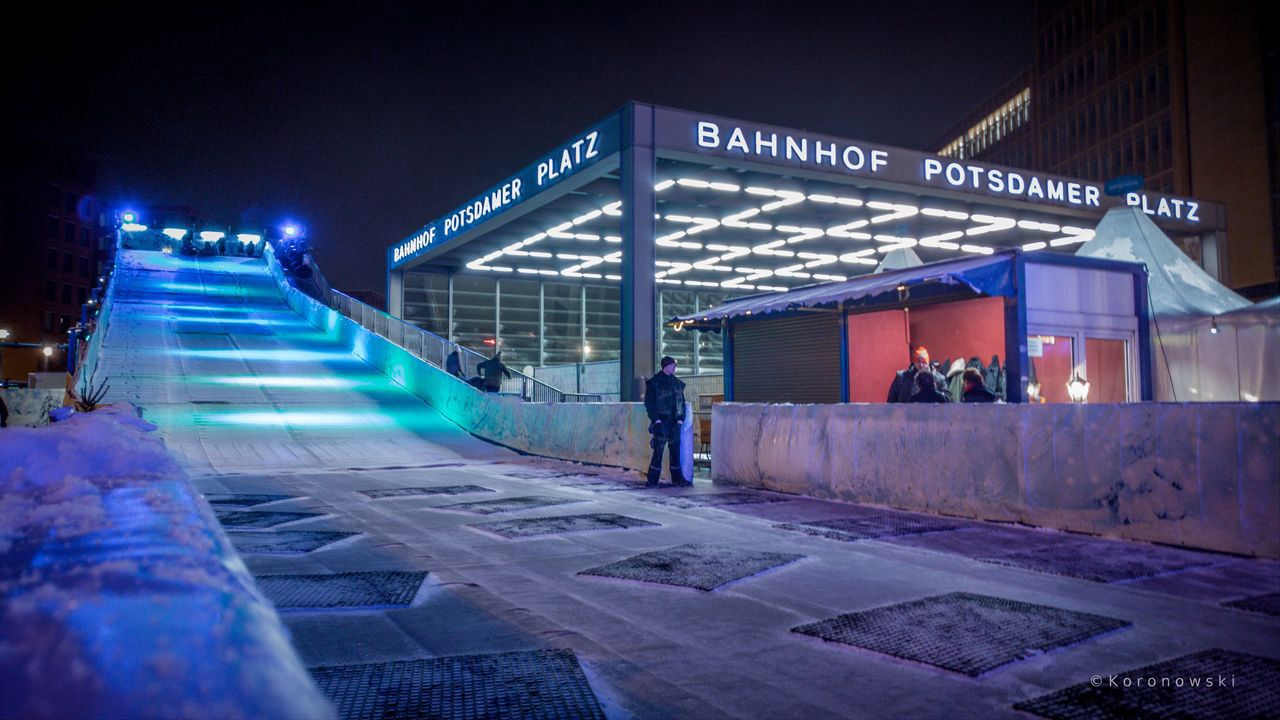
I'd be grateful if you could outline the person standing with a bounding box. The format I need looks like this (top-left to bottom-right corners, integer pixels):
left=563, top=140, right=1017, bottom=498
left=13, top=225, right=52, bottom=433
left=445, top=345, right=465, bottom=379
left=907, top=371, right=950, bottom=403
left=644, top=356, right=689, bottom=486
left=477, top=352, right=511, bottom=393
left=887, top=346, right=951, bottom=403
left=961, top=367, right=998, bottom=403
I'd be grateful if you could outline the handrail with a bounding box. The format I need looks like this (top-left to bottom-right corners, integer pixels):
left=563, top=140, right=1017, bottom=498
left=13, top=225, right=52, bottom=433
left=261, top=242, right=598, bottom=403
left=324, top=288, right=601, bottom=403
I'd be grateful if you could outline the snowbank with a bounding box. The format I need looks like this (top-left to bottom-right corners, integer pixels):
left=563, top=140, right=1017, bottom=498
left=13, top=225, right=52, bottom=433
left=0, top=406, right=333, bottom=719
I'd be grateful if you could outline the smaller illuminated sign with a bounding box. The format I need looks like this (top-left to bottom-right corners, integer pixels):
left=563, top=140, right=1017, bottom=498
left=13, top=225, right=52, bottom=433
left=390, top=121, right=618, bottom=270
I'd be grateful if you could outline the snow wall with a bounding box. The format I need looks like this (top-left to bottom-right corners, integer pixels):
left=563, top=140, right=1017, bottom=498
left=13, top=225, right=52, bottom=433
left=0, top=388, right=64, bottom=427
left=0, top=407, right=335, bottom=719
left=264, top=247, right=659, bottom=476
left=713, top=402, right=1279, bottom=558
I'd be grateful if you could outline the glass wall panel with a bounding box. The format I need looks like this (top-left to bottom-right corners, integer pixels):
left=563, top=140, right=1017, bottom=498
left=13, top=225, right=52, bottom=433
left=696, top=291, right=728, bottom=374
left=1028, top=334, right=1074, bottom=403
left=1085, top=337, right=1128, bottom=402
left=498, top=279, right=540, bottom=368
left=543, top=282, right=581, bottom=365
left=659, top=289, right=695, bottom=369
left=584, top=284, right=620, bottom=362
left=402, top=271, right=449, bottom=336
left=452, top=275, right=496, bottom=352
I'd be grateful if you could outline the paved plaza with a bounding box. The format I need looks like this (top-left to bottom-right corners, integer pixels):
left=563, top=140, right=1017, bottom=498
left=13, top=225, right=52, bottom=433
left=95, top=252, right=1280, bottom=719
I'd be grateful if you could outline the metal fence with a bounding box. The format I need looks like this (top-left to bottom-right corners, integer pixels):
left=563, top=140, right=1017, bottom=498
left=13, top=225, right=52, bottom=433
left=325, top=289, right=602, bottom=403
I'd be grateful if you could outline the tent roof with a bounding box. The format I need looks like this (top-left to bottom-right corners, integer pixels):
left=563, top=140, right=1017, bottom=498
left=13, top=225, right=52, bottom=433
left=1076, top=207, right=1249, bottom=316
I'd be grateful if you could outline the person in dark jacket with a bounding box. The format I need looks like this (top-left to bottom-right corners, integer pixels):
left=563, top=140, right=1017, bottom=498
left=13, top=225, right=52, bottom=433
left=477, top=352, right=511, bottom=393
left=887, top=346, right=951, bottom=403
left=961, top=367, right=998, bottom=403
left=907, top=371, right=950, bottom=403
left=644, top=356, right=689, bottom=486
left=445, top=346, right=464, bottom=379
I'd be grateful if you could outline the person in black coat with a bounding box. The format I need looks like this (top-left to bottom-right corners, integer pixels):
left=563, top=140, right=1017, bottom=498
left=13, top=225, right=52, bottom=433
left=961, top=367, right=998, bottom=403
left=888, top=346, right=951, bottom=403
left=644, top=356, right=689, bottom=486
left=907, top=371, right=950, bottom=403
left=476, top=352, right=511, bottom=393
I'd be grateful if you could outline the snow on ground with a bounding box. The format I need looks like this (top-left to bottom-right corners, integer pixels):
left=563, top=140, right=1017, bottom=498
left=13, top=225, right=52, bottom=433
left=0, top=405, right=332, bottom=719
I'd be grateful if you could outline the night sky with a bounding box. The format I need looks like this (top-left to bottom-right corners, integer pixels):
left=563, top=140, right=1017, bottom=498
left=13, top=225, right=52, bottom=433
left=8, top=2, right=1033, bottom=294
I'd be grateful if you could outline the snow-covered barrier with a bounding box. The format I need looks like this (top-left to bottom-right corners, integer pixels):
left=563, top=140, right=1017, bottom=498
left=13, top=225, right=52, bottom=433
left=264, top=247, right=656, bottom=475
left=0, top=388, right=64, bottom=427
left=713, top=402, right=1280, bottom=558
left=0, top=407, right=335, bottom=719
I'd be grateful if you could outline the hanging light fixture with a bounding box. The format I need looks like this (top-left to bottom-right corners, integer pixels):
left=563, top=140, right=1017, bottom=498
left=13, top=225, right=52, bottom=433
left=1066, top=371, right=1091, bottom=403
left=1210, top=317, right=1219, bottom=334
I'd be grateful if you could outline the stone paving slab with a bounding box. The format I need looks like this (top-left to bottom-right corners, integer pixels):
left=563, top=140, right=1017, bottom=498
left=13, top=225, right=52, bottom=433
left=470, top=513, right=660, bottom=539
left=979, top=541, right=1218, bottom=583
left=205, top=493, right=297, bottom=507
left=1014, top=648, right=1280, bottom=720
left=359, top=485, right=495, bottom=499
left=1222, top=592, right=1280, bottom=617
left=256, top=571, right=427, bottom=610
left=215, top=510, right=323, bottom=528
left=311, top=649, right=604, bottom=720
left=579, top=543, right=805, bottom=591
left=776, top=514, right=966, bottom=542
left=226, top=530, right=358, bottom=553
left=635, top=491, right=792, bottom=509
left=792, top=592, right=1131, bottom=677
left=437, top=495, right=588, bottom=515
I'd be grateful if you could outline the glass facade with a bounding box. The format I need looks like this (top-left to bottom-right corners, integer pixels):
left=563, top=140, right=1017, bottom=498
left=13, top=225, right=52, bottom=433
left=403, top=271, right=728, bottom=373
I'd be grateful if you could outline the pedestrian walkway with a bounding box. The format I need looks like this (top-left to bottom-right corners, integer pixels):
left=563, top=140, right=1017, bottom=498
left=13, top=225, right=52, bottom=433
left=95, top=250, right=1280, bottom=719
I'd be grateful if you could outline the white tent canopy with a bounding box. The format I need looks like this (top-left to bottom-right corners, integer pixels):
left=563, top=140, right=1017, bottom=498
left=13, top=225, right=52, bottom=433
left=1077, top=208, right=1278, bottom=401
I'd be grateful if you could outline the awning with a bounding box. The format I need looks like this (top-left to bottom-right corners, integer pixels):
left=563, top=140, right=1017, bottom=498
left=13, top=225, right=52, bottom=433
left=672, top=252, right=1015, bottom=327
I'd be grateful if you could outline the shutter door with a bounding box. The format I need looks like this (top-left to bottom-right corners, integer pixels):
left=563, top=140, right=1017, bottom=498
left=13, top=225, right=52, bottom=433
left=732, top=313, right=841, bottom=403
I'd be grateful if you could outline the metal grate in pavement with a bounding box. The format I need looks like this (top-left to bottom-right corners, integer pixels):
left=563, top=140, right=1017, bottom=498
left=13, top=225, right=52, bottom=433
left=579, top=543, right=804, bottom=591
left=980, top=542, right=1216, bottom=583
left=560, top=481, right=649, bottom=493
left=206, top=493, right=296, bottom=507
left=636, top=491, right=790, bottom=509
left=792, top=591, right=1130, bottom=676
left=360, top=485, right=495, bottom=499
left=256, top=571, right=427, bottom=610
left=226, top=530, right=358, bottom=553
left=775, top=513, right=965, bottom=542
left=311, top=649, right=605, bottom=720
left=1222, top=591, right=1280, bottom=617
left=471, top=513, right=660, bottom=539
left=215, top=510, right=321, bottom=528
left=1014, top=648, right=1280, bottom=720
left=437, top=495, right=587, bottom=515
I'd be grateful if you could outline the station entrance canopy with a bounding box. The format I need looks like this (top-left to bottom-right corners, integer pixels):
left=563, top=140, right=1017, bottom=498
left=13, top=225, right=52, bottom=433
left=386, top=103, right=1224, bottom=399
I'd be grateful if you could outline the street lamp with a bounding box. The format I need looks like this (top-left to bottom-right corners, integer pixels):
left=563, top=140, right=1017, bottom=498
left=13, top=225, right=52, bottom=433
left=0, top=328, right=8, bottom=386
left=41, top=345, right=53, bottom=373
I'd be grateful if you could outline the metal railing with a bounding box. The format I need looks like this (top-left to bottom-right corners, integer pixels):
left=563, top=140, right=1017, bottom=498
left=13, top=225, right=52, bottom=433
left=313, top=283, right=599, bottom=403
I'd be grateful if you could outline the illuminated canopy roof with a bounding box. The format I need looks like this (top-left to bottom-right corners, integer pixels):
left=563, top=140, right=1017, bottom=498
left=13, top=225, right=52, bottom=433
left=387, top=103, right=1223, bottom=296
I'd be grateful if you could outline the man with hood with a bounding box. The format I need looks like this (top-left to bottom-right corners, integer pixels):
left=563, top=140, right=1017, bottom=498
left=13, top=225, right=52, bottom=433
left=477, top=351, right=511, bottom=393
left=887, top=346, right=951, bottom=403
left=644, top=356, right=690, bottom=486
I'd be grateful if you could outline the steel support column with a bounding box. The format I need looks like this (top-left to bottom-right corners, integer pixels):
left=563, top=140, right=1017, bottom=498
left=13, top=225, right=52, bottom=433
left=620, top=104, right=657, bottom=401
left=387, top=269, right=404, bottom=318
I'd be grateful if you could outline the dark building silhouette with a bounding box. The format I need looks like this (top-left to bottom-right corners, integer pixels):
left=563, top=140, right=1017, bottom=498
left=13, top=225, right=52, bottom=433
left=933, top=0, right=1277, bottom=298
left=1, top=141, right=115, bottom=381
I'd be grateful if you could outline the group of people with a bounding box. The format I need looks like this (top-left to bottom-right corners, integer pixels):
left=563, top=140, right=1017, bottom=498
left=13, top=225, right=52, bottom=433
left=886, top=347, right=1002, bottom=404
left=445, top=346, right=510, bottom=393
